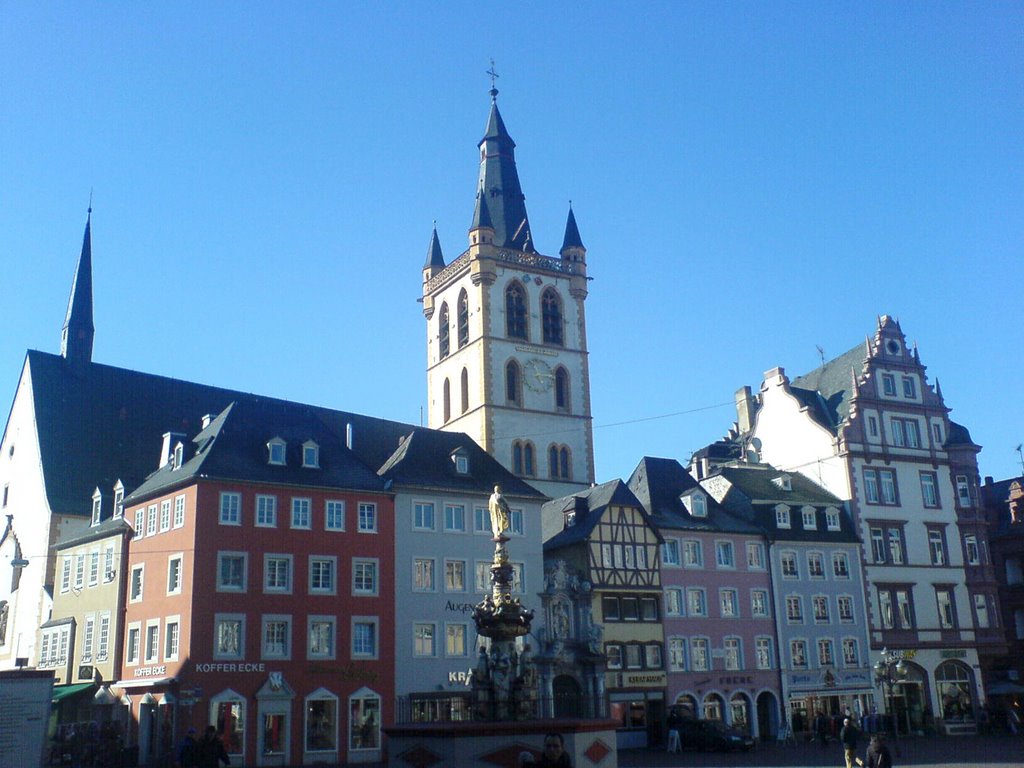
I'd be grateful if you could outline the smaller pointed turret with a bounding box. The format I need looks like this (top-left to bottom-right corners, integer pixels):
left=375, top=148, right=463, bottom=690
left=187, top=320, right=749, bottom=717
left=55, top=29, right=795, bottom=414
left=61, top=208, right=95, bottom=364
left=559, top=203, right=587, bottom=265
left=425, top=224, right=445, bottom=270
left=469, top=186, right=495, bottom=246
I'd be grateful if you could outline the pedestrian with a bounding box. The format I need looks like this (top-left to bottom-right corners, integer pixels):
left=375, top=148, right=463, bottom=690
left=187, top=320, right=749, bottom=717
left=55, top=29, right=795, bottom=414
left=197, top=725, right=230, bottom=768
left=177, top=727, right=199, bottom=768
left=865, top=734, right=892, bottom=768
left=840, top=716, right=861, bottom=768
left=537, top=733, right=572, bottom=767
left=814, top=710, right=829, bottom=747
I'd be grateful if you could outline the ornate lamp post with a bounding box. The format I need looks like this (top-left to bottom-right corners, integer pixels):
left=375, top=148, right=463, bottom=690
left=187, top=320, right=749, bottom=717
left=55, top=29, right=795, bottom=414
left=873, top=648, right=908, bottom=756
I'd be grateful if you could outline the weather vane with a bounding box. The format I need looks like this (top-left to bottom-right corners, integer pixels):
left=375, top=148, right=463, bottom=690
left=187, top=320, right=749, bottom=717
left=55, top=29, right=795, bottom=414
left=487, top=59, right=499, bottom=98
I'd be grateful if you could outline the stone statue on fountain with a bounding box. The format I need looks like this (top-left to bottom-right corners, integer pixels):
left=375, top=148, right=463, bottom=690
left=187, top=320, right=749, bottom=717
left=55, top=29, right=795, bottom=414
left=470, top=485, right=538, bottom=720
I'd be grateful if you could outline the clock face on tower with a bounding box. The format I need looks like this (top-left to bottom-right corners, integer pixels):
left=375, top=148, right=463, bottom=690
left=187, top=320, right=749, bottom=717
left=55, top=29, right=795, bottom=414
left=524, top=358, right=554, bottom=393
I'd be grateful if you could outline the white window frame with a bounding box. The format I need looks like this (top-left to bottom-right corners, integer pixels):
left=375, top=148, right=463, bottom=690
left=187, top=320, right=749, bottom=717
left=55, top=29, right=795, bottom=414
left=165, top=616, right=181, bottom=661
left=665, top=587, right=684, bottom=617
left=353, top=558, right=379, bottom=596
left=686, top=588, right=707, bottom=617
left=217, top=551, right=247, bottom=592
left=261, top=614, right=292, bottom=660
left=719, top=588, right=739, bottom=618
left=173, top=494, right=186, bottom=528
left=358, top=502, right=377, bottom=533
left=309, top=556, right=337, bottom=595
left=715, top=540, right=735, bottom=569
left=268, top=438, right=286, bottom=465
left=801, top=507, right=817, bottom=529
left=751, top=589, right=769, bottom=618
left=682, top=539, right=703, bottom=568
left=444, top=559, right=467, bottom=593
left=755, top=636, right=773, bottom=670
left=308, top=615, right=337, bottom=660
left=159, top=499, right=171, bottom=532
left=126, top=622, right=142, bottom=666
left=167, top=552, right=184, bottom=595
left=220, top=492, right=241, bottom=526
left=825, top=507, right=841, bottom=531
left=264, top=554, right=293, bottom=594
left=413, top=501, right=435, bottom=531
left=325, top=499, right=346, bottom=531
left=144, top=619, right=161, bottom=664
left=662, top=539, right=681, bottom=567
left=444, top=503, right=466, bottom=532
left=146, top=503, right=158, bottom=536
left=351, top=617, right=379, bottom=659
left=291, top=497, right=312, bottom=529
left=838, top=595, right=855, bottom=623
left=775, top=504, right=791, bottom=528
left=256, top=495, right=277, bottom=527
left=129, top=563, right=144, bottom=602
left=833, top=552, right=851, bottom=578
left=302, top=440, right=319, bottom=468
left=214, top=613, right=245, bottom=660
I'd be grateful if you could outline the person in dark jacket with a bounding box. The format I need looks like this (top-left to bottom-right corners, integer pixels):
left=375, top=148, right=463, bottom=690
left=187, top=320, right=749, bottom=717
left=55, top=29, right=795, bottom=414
left=197, top=726, right=230, bottom=768
left=537, top=733, right=572, bottom=767
left=814, top=710, right=829, bottom=747
left=840, top=717, right=861, bottom=768
left=865, top=734, right=893, bottom=768
left=176, top=728, right=199, bottom=767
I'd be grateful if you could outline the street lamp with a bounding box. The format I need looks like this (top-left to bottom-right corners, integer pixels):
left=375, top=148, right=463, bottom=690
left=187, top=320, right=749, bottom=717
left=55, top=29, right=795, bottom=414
left=873, top=648, right=908, bottom=757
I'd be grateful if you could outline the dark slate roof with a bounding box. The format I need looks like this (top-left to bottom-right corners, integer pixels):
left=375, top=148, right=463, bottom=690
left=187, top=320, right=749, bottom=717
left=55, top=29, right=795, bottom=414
left=945, top=420, right=977, bottom=447
left=476, top=97, right=533, bottom=252
left=377, top=428, right=544, bottom=499
left=982, top=476, right=1024, bottom=537
left=690, top=440, right=742, bottom=463
left=626, top=457, right=760, bottom=534
left=55, top=517, right=133, bottom=551
left=125, top=398, right=390, bottom=503
left=425, top=226, right=445, bottom=269
left=542, top=479, right=657, bottom=550
left=24, top=350, right=417, bottom=516
left=60, top=212, right=94, bottom=363
left=560, top=206, right=584, bottom=252
left=712, top=464, right=842, bottom=506
left=707, top=463, right=859, bottom=543
left=471, top=187, right=494, bottom=231
left=790, top=342, right=866, bottom=430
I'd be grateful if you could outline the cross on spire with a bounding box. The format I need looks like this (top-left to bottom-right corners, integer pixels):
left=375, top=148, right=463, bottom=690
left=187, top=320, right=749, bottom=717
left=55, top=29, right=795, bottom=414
left=486, top=60, right=499, bottom=100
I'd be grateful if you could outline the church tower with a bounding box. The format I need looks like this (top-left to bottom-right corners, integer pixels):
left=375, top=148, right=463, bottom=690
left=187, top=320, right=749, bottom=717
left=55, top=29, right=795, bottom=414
left=60, top=208, right=95, bottom=364
left=423, top=87, right=595, bottom=498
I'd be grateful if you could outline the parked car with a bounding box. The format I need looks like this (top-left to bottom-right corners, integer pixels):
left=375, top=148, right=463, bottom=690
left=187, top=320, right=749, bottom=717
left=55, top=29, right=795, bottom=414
left=674, top=718, right=754, bottom=751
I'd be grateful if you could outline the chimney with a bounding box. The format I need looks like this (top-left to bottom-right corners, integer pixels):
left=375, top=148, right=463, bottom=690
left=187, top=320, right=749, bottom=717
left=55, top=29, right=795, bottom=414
left=159, top=432, right=186, bottom=469
left=346, top=423, right=354, bottom=450
left=201, top=414, right=213, bottom=429
left=984, top=476, right=994, bottom=487
left=735, top=386, right=755, bottom=434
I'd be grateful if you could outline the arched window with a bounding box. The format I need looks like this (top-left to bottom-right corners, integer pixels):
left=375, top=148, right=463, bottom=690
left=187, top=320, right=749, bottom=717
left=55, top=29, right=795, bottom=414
left=443, top=379, right=451, bottom=423
left=505, top=282, right=528, bottom=340
left=460, top=368, right=469, bottom=414
left=506, top=360, right=521, bottom=405
left=513, top=441, right=535, bottom=476
left=438, top=302, right=450, bottom=359
left=549, top=445, right=572, bottom=480
left=555, top=367, right=570, bottom=411
left=542, top=288, right=563, bottom=345
left=457, top=290, right=469, bottom=348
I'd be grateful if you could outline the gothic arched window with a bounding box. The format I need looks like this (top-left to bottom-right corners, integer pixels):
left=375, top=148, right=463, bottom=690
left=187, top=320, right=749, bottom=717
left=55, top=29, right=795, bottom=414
left=513, top=442, right=524, bottom=475
left=505, top=282, right=528, bottom=340
left=443, top=378, right=451, bottom=423
left=555, top=367, right=570, bottom=412
left=549, top=445, right=572, bottom=480
left=506, top=360, right=521, bottom=405
left=513, top=440, right=535, bottom=476
left=460, top=368, right=469, bottom=414
left=457, top=290, right=469, bottom=348
left=542, top=288, right=563, bottom=345
left=524, top=442, right=535, bottom=476
left=560, top=446, right=571, bottom=479
left=438, top=302, right=450, bottom=359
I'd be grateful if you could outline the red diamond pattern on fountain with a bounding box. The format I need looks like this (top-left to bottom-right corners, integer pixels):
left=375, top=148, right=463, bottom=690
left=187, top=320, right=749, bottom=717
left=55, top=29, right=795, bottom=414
left=584, top=738, right=612, bottom=765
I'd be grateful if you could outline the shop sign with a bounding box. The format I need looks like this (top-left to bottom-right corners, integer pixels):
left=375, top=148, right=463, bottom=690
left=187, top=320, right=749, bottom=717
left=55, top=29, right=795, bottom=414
left=194, top=662, right=265, bottom=673
left=890, top=649, right=916, bottom=660
left=448, top=669, right=474, bottom=685
left=940, top=649, right=967, bottom=659
left=622, top=671, right=666, bottom=688
left=718, top=676, right=753, bottom=686
left=445, top=600, right=476, bottom=614
left=305, top=662, right=379, bottom=682
left=134, top=665, right=167, bottom=678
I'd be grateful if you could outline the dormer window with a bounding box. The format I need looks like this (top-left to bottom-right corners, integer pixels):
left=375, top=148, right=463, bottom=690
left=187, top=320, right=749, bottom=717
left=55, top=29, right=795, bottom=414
left=268, top=438, right=287, bottom=466
left=825, top=507, right=841, bottom=531
left=681, top=491, right=707, bottom=518
left=801, top=507, right=817, bottom=530
left=91, top=488, right=102, bottom=526
left=772, top=474, right=792, bottom=492
left=172, top=442, right=185, bottom=470
left=113, top=481, right=125, bottom=518
left=565, top=509, right=576, bottom=528
left=450, top=449, right=469, bottom=475
left=775, top=504, right=791, bottom=529
left=302, top=441, right=320, bottom=469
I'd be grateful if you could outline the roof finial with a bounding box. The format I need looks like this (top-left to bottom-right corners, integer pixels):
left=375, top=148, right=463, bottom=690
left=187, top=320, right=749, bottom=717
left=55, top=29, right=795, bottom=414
left=88, top=188, right=93, bottom=215
left=486, top=59, right=499, bottom=101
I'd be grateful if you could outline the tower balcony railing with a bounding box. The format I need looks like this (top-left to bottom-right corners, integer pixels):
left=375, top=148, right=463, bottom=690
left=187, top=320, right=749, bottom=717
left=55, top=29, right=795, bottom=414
left=426, top=248, right=582, bottom=293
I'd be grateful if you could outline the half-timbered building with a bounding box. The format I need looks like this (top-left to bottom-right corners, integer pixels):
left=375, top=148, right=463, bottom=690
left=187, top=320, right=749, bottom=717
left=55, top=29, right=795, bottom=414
left=542, top=480, right=664, bottom=749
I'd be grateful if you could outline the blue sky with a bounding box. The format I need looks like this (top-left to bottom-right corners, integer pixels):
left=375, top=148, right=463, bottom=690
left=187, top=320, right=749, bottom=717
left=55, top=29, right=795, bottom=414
left=2, top=2, right=1022, bottom=483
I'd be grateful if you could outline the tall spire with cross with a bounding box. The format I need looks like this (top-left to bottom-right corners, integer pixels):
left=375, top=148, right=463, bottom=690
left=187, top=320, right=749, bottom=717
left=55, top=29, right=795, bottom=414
left=474, top=63, right=534, bottom=252
left=61, top=205, right=95, bottom=364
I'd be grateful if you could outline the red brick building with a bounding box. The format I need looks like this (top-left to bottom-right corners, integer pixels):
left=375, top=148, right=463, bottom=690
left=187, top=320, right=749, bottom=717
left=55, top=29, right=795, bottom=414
left=120, top=400, right=395, bottom=766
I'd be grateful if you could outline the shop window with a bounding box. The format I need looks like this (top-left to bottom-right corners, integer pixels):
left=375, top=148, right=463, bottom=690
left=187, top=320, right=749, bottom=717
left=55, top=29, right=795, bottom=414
left=349, top=688, right=381, bottom=751
left=210, top=691, right=246, bottom=757
left=306, top=689, right=338, bottom=752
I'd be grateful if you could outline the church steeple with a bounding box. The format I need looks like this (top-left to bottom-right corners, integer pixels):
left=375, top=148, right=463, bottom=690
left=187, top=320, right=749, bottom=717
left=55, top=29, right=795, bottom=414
left=475, top=88, right=533, bottom=251
left=61, top=208, right=95, bottom=364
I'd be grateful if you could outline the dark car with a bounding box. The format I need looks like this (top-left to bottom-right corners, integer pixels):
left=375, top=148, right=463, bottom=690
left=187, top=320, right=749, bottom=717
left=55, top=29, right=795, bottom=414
left=674, top=718, right=754, bottom=752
